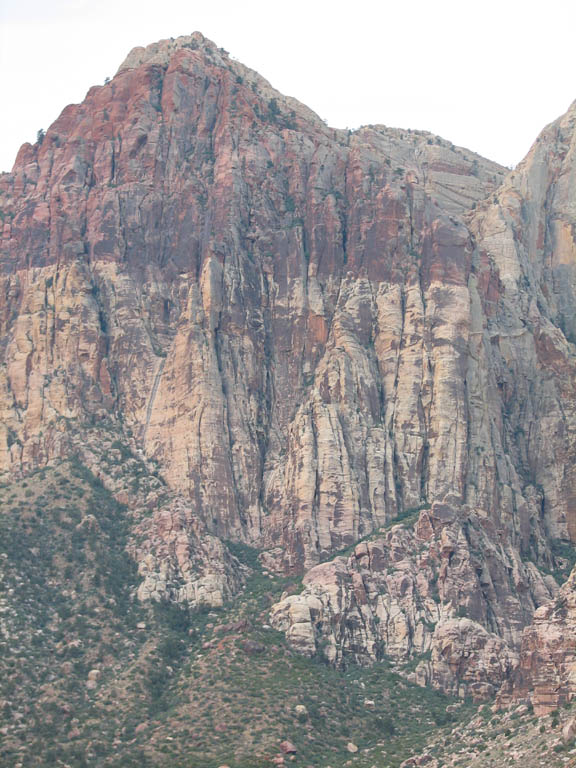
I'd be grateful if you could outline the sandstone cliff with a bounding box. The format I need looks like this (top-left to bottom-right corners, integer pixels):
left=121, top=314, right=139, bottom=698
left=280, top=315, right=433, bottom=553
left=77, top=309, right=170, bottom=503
left=0, top=33, right=508, bottom=568
left=1, top=32, right=576, bottom=705
left=269, top=95, right=576, bottom=695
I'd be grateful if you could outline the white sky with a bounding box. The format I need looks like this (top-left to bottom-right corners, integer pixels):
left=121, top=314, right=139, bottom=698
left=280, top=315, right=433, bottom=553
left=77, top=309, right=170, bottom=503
left=1, top=0, right=575, bottom=173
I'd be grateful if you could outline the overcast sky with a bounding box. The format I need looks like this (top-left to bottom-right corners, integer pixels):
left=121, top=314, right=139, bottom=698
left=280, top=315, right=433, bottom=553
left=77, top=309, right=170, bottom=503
left=1, top=0, right=575, bottom=173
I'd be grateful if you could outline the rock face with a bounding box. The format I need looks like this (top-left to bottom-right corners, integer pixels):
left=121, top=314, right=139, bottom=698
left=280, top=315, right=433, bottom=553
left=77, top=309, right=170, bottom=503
left=0, top=33, right=508, bottom=564
left=467, top=104, right=576, bottom=547
left=268, top=95, right=576, bottom=696
left=499, top=566, right=576, bottom=714
left=270, top=501, right=555, bottom=697
left=68, top=428, right=245, bottom=609
left=1, top=32, right=576, bottom=698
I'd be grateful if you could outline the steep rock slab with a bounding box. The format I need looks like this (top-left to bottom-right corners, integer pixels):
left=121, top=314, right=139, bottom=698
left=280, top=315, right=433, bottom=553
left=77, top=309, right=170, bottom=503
left=468, top=100, right=576, bottom=545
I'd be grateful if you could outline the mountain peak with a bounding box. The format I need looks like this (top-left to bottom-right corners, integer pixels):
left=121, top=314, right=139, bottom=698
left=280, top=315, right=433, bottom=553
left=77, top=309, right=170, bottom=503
left=116, top=31, right=221, bottom=74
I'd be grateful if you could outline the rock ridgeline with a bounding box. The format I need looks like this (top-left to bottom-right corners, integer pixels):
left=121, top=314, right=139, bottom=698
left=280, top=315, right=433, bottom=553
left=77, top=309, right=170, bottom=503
left=1, top=32, right=576, bottom=708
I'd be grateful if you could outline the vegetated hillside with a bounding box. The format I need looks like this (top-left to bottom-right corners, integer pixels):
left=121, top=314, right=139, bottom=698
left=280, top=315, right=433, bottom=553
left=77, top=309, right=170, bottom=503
left=1, top=30, right=576, bottom=767
left=1, top=459, right=573, bottom=767
left=1, top=459, right=477, bottom=767
left=400, top=700, right=576, bottom=767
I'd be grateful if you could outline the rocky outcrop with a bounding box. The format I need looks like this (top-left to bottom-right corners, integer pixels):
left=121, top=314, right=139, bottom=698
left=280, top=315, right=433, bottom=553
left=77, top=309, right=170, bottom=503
left=64, top=428, right=245, bottom=608
left=499, top=566, right=576, bottom=714
left=134, top=498, right=244, bottom=606
left=270, top=501, right=555, bottom=697
left=1, top=32, right=576, bottom=697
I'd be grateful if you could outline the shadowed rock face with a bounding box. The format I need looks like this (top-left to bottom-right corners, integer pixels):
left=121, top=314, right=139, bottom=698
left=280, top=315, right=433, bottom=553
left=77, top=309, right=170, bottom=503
left=1, top=32, right=576, bottom=698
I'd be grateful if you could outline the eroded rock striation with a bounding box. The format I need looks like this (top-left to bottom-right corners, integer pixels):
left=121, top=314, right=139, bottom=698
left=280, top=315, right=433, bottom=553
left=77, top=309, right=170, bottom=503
left=1, top=32, right=576, bottom=699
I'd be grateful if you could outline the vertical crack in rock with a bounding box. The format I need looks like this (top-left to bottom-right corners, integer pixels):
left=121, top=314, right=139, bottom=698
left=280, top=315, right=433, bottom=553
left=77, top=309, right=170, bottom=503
left=143, top=356, right=165, bottom=446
